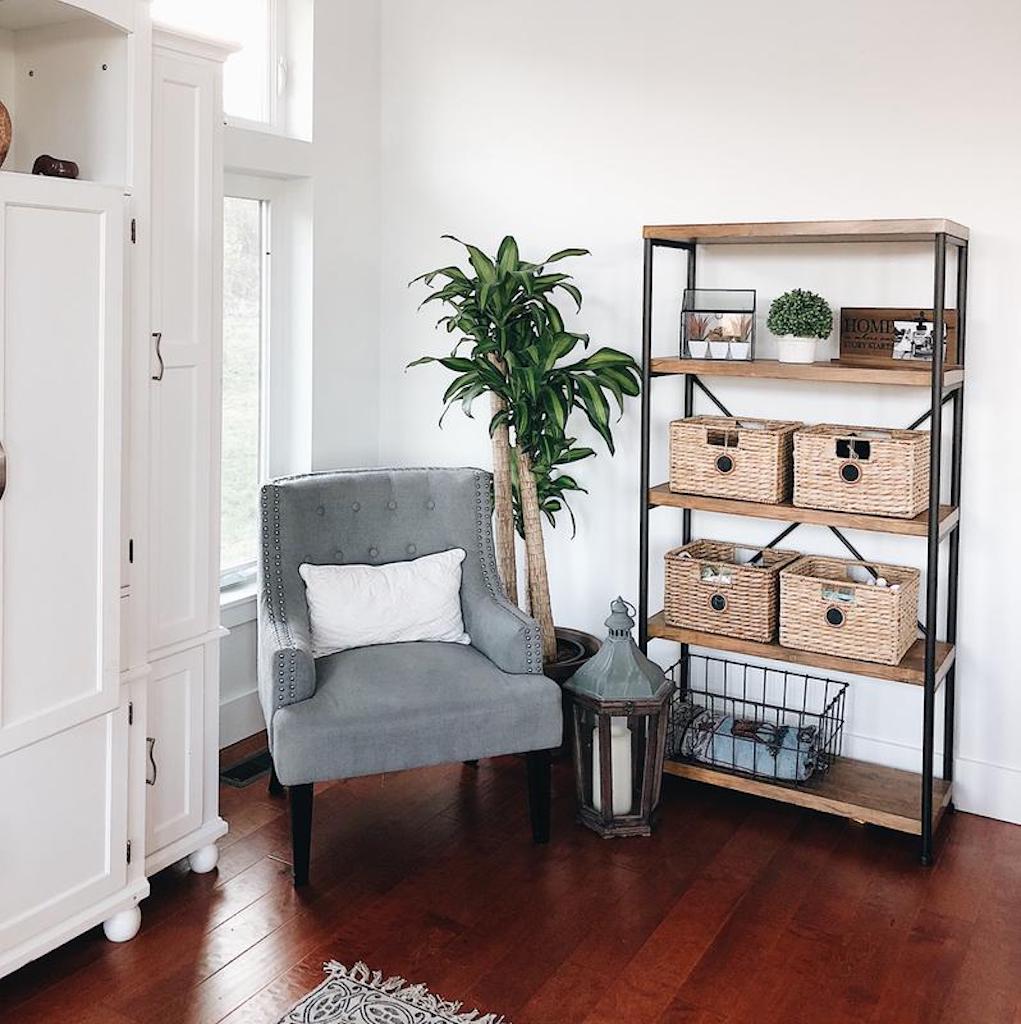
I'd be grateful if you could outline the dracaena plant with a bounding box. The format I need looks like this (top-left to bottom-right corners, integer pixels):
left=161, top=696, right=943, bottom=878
left=409, top=236, right=640, bottom=662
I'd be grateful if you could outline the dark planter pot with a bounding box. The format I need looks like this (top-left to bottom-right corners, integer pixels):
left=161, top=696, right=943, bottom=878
left=544, top=626, right=601, bottom=758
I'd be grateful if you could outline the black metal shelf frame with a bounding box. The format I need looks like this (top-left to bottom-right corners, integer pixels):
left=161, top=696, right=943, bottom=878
left=638, top=231, right=968, bottom=865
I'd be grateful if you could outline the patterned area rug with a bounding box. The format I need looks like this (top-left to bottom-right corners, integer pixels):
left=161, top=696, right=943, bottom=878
left=277, top=961, right=508, bottom=1024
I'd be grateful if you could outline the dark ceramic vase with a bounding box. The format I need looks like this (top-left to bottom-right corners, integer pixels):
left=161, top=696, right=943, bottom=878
left=544, top=626, right=601, bottom=758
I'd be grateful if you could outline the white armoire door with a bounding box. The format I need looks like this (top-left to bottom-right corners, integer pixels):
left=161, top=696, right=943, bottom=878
left=145, top=647, right=205, bottom=853
left=148, top=44, right=219, bottom=653
left=0, top=176, right=128, bottom=961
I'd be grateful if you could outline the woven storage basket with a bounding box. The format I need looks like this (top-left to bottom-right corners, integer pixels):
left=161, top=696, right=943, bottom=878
left=779, top=555, right=920, bottom=665
left=664, top=540, right=800, bottom=642
left=669, top=416, right=802, bottom=504
left=793, top=423, right=930, bottom=518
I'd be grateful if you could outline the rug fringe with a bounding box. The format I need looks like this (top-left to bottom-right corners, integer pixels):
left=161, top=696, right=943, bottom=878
left=323, top=961, right=507, bottom=1023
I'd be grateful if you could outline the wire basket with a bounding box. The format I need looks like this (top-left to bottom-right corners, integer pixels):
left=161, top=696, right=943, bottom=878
left=665, top=655, right=847, bottom=785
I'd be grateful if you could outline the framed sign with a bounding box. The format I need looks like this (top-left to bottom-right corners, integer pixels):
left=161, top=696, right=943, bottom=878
left=839, top=308, right=958, bottom=366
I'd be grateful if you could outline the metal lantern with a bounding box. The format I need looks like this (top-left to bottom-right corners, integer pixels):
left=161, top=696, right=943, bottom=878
left=564, top=597, right=674, bottom=838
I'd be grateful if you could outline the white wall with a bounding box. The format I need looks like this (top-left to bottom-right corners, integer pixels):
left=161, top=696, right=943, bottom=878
left=375, top=0, right=1021, bottom=822
left=310, top=0, right=381, bottom=470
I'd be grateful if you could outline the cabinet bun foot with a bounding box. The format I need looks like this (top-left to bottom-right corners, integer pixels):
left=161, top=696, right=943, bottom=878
left=102, top=906, right=142, bottom=943
left=188, top=843, right=220, bottom=874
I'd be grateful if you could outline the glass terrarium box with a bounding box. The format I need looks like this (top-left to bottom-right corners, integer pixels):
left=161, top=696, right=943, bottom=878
left=681, top=289, right=757, bottom=361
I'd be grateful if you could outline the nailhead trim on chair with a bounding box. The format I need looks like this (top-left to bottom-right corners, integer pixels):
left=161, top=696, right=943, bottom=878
left=472, top=470, right=544, bottom=675
left=261, top=483, right=301, bottom=711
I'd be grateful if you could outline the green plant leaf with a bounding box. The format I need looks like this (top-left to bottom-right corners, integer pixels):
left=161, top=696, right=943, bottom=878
left=556, top=281, right=583, bottom=311
left=572, top=347, right=637, bottom=370
left=436, top=356, right=476, bottom=372
left=543, top=332, right=578, bottom=370
left=542, top=247, right=590, bottom=265
left=575, top=375, right=614, bottom=452
left=497, top=236, right=519, bottom=274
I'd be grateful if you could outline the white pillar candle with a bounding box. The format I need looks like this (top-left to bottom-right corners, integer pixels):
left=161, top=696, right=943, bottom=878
left=592, top=717, right=633, bottom=816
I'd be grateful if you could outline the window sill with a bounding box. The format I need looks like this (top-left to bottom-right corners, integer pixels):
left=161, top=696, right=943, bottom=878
left=221, top=581, right=257, bottom=629
left=224, top=125, right=313, bottom=179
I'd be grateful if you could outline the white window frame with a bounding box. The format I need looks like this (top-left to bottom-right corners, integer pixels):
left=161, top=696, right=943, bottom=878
left=224, top=0, right=288, bottom=136
left=220, top=177, right=275, bottom=591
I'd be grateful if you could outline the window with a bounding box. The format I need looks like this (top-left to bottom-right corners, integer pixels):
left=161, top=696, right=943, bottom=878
left=221, top=195, right=269, bottom=587
left=150, top=0, right=291, bottom=130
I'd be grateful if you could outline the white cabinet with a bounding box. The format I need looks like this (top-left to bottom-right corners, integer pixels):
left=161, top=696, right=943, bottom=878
left=0, top=10, right=231, bottom=981
left=143, top=26, right=230, bottom=878
left=0, top=174, right=146, bottom=977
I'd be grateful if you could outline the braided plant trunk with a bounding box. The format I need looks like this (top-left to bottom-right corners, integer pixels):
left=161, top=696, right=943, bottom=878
left=514, top=448, right=557, bottom=663
left=489, top=390, right=518, bottom=606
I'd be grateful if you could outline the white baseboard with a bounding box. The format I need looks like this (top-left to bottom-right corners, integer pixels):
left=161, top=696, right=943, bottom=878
left=219, top=688, right=264, bottom=749
left=845, top=731, right=1021, bottom=826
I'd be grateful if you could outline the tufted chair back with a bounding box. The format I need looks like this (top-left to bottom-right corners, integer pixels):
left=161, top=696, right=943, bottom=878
left=258, top=468, right=516, bottom=694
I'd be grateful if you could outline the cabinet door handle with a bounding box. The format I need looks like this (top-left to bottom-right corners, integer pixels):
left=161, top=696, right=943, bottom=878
left=146, top=737, right=158, bottom=785
left=0, top=440, right=6, bottom=503
left=151, top=332, right=164, bottom=381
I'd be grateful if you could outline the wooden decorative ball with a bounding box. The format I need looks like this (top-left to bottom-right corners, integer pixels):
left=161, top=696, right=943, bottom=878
left=0, top=101, right=11, bottom=169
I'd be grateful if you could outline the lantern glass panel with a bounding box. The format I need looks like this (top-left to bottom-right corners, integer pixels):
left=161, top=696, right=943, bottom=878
left=681, top=288, right=756, bottom=361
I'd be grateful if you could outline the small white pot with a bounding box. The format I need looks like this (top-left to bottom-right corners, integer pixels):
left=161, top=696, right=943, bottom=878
left=776, top=335, right=817, bottom=364
left=729, top=340, right=752, bottom=361
left=708, top=340, right=730, bottom=360
left=688, top=340, right=709, bottom=359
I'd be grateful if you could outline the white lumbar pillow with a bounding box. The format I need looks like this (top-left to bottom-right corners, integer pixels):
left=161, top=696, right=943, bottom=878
left=298, top=547, right=470, bottom=657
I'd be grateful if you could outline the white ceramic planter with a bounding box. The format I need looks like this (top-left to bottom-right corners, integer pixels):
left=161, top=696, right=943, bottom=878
left=709, top=340, right=730, bottom=359
left=729, top=340, right=752, bottom=361
left=688, top=340, right=709, bottom=359
left=776, top=335, right=817, bottom=364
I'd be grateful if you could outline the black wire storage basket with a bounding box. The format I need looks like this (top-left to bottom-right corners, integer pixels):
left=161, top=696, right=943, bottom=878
left=665, top=654, right=848, bottom=785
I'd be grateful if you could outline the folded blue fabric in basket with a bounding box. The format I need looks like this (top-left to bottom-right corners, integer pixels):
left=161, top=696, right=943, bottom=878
left=673, top=700, right=820, bottom=782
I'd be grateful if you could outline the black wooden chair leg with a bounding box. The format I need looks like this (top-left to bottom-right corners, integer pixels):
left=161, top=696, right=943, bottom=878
left=289, top=783, right=313, bottom=887
left=525, top=750, right=552, bottom=844
left=268, top=759, right=284, bottom=798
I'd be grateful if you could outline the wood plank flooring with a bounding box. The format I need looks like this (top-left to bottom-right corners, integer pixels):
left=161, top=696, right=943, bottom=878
left=1, top=748, right=1019, bottom=1024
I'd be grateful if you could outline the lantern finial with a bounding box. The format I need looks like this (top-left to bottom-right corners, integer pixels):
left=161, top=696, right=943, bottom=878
left=604, top=597, right=636, bottom=639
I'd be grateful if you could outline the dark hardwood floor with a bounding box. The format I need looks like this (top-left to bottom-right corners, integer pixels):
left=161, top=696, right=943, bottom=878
left=2, top=745, right=1019, bottom=1024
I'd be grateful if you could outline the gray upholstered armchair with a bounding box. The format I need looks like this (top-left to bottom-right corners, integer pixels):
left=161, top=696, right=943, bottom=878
left=258, top=467, right=563, bottom=885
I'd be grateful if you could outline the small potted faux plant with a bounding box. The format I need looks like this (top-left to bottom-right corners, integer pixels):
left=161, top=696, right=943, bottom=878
left=707, top=326, right=729, bottom=360
left=724, top=314, right=753, bottom=360
left=766, top=288, right=833, bottom=364
left=685, top=313, right=710, bottom=359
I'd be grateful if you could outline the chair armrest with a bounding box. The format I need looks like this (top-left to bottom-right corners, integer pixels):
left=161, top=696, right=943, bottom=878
left=466, top=593, right=544, bottom=675
left=257, top=594, right=316, bottom=724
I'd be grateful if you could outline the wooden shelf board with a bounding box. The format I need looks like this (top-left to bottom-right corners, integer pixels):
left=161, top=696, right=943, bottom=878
left=648, top=485, right=959, bottom=539
left=643, top=218, right=969, bottom=245
left=650, top=357, right=964, bottom=388
left=663, top=757, right=953, bottom=835
left=648, top=612, right=955, bottom=686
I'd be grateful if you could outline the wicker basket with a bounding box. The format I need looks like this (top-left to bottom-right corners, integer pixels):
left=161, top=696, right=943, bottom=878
left=669, top=416, right=802, bottom=504
left=665, top=540, right=800, bottom=642
left=779, top=555, right=920, bottom=665
left=793, top=423, right=930, bottom=518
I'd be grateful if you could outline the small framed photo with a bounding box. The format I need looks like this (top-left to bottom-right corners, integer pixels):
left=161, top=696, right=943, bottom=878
left=839, top=307, right=958, bottom=366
